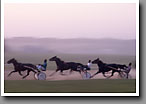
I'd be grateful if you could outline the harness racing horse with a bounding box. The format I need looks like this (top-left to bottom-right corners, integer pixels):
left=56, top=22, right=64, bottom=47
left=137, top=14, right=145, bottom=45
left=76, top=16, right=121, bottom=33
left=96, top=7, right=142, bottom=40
left=91, top=58, right=127, bottom=78
left=49, top=56, right=84, bottom=76
left=7, top=58, right=37, bottom=79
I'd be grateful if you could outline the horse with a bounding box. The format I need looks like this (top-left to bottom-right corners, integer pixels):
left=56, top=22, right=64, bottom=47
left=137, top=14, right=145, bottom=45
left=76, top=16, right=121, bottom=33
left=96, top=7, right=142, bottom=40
left=49, top=56, right=84, bottom=76
left=7, top=58, right=37, bottom=79
left=91, top=58, right=126, bottom=78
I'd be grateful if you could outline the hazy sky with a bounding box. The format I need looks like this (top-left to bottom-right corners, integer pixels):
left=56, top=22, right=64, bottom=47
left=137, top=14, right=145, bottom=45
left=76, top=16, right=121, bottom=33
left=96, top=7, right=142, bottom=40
left=4, top=3, right=136, bottom=39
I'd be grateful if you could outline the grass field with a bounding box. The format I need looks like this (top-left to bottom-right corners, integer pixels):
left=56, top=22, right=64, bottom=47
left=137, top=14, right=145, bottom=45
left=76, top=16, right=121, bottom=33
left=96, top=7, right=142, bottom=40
left=4, top=79, right=136, bottom=93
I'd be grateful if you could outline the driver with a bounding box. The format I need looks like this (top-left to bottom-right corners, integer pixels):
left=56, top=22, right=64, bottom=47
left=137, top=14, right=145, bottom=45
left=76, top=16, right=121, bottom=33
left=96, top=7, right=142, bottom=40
left=36, top=59, right=47, bottom=71
left=83, top=60, right=92, bottom=73
left=42, top=59, right=47, bottom=71
left=125, top=63, right=132, bottom=79
left=87, top=60, right=92, bottom=70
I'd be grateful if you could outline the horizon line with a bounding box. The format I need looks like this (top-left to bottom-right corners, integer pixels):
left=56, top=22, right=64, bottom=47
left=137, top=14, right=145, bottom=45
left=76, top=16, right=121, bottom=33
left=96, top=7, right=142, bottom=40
left=4, top=36, right=136, bottom=40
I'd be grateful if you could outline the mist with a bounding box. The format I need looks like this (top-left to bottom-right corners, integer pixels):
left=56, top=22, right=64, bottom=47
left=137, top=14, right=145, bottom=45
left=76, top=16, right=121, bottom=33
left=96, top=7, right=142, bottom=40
left=5, top=37, right=136, bottom=56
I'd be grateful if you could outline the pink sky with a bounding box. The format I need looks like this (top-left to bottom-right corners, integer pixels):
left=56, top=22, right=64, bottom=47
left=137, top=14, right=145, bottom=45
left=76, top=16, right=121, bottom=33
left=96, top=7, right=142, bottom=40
left=4, top=3, right=136, bottom=39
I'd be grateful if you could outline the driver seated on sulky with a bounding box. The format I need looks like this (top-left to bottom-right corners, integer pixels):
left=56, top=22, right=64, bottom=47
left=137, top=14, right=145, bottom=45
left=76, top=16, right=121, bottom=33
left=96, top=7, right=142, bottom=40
left=36, top=59, right=47, bottom=71
left=124, top=62, right=132, bottom=79
left=83, top=60, right=92, bottom=72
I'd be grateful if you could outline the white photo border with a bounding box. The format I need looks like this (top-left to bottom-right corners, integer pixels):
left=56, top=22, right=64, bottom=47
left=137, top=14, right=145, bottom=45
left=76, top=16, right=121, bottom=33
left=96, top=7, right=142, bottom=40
left=1, top=0, right=139, bottom=96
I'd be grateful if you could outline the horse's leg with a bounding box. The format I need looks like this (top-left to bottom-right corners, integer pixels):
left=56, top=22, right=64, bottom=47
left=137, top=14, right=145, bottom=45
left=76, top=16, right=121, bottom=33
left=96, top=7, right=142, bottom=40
left=76, top=69, right=82, bottom=77
left=30, top=69, right=37, bottom=74
left=75, top=68, right=81, bottom=75
left=108, top=70, right=116, bottom=78
left=109, top=69, right=120, bottom=78
left=8, top=70, right=17, bottom=76
left=90, top=71, right=100, bottom=78
left=69, top=69, right=73, bottom=74
left=22, top=70, right=31, bottom=79
left=60, top=70, right=64, bottom=75
left=75, top=66, right=82, bottom=75
left=79, top=67, right=84, bottom=74
left=126, top=73, right=129, bottom=79
left=60, top=69, right=68, bottom=75
left=78, top=69, right=82, bottom=74
left=102, top=72, right=108, bottom=78
left=72, top=67, right=82, bottom=75
left=18, top=71, right=23, bottom=76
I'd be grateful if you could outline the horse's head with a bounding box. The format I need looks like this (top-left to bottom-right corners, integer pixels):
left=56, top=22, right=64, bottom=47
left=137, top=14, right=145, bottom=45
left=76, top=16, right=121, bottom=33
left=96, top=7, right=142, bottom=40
left=7, top=58, right=16, bottom=64
left=49, top=56, right=58, bottom=61
left=92, top=58, right=100, bottom=64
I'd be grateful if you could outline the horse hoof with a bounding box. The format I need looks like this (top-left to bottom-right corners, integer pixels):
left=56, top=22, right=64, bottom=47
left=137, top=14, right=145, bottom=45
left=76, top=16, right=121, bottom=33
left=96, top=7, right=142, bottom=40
left=22, top=77, right=25, bottom=79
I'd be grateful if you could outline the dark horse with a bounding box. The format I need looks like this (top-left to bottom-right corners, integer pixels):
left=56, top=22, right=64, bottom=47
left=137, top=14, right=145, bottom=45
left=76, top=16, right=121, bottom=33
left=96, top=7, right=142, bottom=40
left=49, top=56, right=84, bottom=76
left=91, top=58, right=127, bottom=78
left=7, top=58, right=37, bottom=79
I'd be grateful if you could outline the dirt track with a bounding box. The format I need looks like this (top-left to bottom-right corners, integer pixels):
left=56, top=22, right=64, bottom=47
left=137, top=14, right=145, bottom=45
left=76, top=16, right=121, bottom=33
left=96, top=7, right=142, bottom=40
left=4, top=69, right=136, bottom=80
